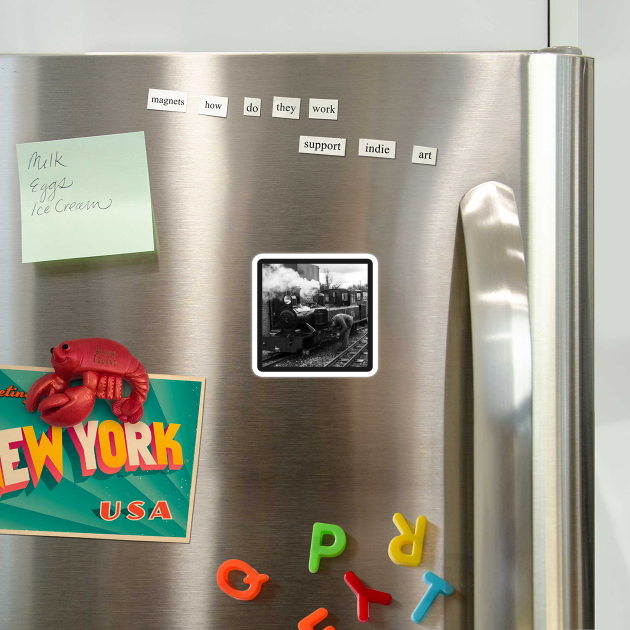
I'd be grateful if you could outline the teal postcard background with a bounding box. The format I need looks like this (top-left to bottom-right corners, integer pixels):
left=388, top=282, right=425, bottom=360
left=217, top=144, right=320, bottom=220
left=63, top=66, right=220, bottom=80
left=0, top=367, right=204, bottom=542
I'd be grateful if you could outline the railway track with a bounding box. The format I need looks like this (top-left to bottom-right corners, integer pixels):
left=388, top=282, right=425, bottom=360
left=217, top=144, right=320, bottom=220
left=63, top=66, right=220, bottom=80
left=261, top=332, right=344, bottom=368
left=324, top=330, right=369, bottom=368
left=261, top=327, right=369, bottom=369
left=261, top=353, right=293, bottom=368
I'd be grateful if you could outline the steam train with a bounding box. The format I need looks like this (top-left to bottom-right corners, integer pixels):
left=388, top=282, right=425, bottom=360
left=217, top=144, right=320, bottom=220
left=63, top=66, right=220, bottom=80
left=262, top=288, right=368, bottom=354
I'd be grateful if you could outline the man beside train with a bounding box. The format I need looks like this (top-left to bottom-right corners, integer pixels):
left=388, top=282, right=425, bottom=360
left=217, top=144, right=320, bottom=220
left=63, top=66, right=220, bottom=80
left=331, top=313, right=353, bottom=349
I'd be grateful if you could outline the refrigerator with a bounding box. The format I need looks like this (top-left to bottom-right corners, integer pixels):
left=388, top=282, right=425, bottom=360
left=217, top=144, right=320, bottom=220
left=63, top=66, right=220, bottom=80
left=0, top=50, right=593, bottom=629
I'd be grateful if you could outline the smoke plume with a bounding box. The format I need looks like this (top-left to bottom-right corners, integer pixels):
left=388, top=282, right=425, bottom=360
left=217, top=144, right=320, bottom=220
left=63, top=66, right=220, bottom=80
left=262, top=264, right=320, bottom=302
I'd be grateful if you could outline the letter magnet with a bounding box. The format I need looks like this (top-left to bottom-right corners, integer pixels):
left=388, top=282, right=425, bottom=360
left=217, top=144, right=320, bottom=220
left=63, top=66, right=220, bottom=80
left=388, top=512, right=427, bottom=567
left=217, top=559, right=269, bottom=601
left=308, top=522, right=347, bottom=573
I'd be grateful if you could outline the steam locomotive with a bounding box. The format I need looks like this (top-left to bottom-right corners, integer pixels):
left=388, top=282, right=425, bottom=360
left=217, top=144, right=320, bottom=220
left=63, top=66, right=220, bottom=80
left=262, top=288, right=368, bottom=354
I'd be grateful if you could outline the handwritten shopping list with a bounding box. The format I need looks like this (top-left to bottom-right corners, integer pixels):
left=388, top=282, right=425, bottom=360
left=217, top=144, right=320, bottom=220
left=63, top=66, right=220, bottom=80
left=16, top=132, right=154, bottom=263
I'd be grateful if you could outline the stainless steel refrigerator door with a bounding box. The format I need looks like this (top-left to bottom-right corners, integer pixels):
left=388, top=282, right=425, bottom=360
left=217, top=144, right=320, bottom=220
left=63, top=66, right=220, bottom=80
left=0, top=52, right=593, bottom=629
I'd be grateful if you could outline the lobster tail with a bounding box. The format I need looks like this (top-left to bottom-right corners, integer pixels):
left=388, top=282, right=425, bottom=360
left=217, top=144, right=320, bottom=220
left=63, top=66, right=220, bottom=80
left=126, top=358, right=150, bottom=403
left=112, top=358, right=150, bottom=424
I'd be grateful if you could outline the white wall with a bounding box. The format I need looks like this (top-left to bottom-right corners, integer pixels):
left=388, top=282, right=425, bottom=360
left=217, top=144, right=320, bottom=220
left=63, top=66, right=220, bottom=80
left=576, top=1, right=629, bottom=627
left=0, top=0, right=547, bottom=53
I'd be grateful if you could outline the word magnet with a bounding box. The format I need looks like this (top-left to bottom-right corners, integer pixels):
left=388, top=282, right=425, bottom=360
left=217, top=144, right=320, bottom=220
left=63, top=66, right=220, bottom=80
left=411, top=145, right=438, bottom=165
left=411, top=572, right=454, bottom=624
left=299, top=136, right=346, bottom=157
left=272, top=96, right=300, bottom=119
left=198, top=95, right=228, bottom=118
left=358, top=138, right=396, bottom=159
left=244, top=97, right=261, bottom=117
left=308, top=98, right=338, bottom=120
left=388, top=512, right=427, bottom=566
left=216, top=559, right=269, bottom=601
left=309, top=522, right=346, bottom=573
left=344, top=571, right=392, bottom=622
left=147, top=88, right=187, bottom=112
left=298, top=608, right=335, bottom=630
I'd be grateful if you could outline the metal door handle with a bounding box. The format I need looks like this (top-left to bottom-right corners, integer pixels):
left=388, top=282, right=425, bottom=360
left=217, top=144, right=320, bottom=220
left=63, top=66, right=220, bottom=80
left=460, top=181, right=533, bottom=629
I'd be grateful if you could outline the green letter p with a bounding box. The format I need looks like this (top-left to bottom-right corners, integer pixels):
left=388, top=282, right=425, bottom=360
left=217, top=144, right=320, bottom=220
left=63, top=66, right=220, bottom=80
left=308, top=522, right=347, bottom=573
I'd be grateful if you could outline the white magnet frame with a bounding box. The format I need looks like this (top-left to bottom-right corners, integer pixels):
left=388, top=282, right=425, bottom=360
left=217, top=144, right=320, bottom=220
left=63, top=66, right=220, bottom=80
left=251, top=253, right=378, bottom=378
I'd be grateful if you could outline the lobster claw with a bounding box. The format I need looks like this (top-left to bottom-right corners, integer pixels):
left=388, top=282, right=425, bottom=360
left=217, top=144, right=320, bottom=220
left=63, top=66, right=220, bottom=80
left=37, top=386, right=96, bottom=428
left=25, top=373, right=67, bottom=413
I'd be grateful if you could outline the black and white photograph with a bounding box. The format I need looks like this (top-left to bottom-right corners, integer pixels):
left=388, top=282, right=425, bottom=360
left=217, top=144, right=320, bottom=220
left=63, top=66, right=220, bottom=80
left=253, top=256, right=376, bottom=375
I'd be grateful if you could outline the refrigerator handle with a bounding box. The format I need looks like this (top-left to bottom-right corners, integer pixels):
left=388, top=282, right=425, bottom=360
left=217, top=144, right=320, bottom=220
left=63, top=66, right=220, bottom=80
left=460, top=182, right=533, bottom=629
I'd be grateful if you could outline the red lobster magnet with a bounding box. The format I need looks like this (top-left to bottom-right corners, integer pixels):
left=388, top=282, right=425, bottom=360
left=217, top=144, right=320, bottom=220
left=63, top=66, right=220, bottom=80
left=26, top=338, right=149, bottom=428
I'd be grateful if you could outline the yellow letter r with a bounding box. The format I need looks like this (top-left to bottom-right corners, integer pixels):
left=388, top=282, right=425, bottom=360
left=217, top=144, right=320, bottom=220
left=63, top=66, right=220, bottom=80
left=388, top=512, right=427, bottom=567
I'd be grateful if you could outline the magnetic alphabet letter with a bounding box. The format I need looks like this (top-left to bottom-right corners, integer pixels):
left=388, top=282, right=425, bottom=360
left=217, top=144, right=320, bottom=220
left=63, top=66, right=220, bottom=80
left=344, top=571, right=392, bottom=622
left=410, top=571, right=454, bottom=623
left=216, top=559, right=269, bottom=601
left=308, top=522, right=347, bottom=573
left=388, top=512, right=427, bottom=566
left=298, top=607, right=335, bottom=630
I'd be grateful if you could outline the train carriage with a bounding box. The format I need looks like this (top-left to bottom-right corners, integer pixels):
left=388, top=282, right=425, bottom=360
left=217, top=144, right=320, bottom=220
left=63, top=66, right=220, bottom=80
left=318, top=288, right=367, bottom=307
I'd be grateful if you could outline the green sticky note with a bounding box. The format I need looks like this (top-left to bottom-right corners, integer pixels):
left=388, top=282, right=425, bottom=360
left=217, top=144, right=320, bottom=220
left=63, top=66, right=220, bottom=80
left=16, top=132, right=154, bottom=263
